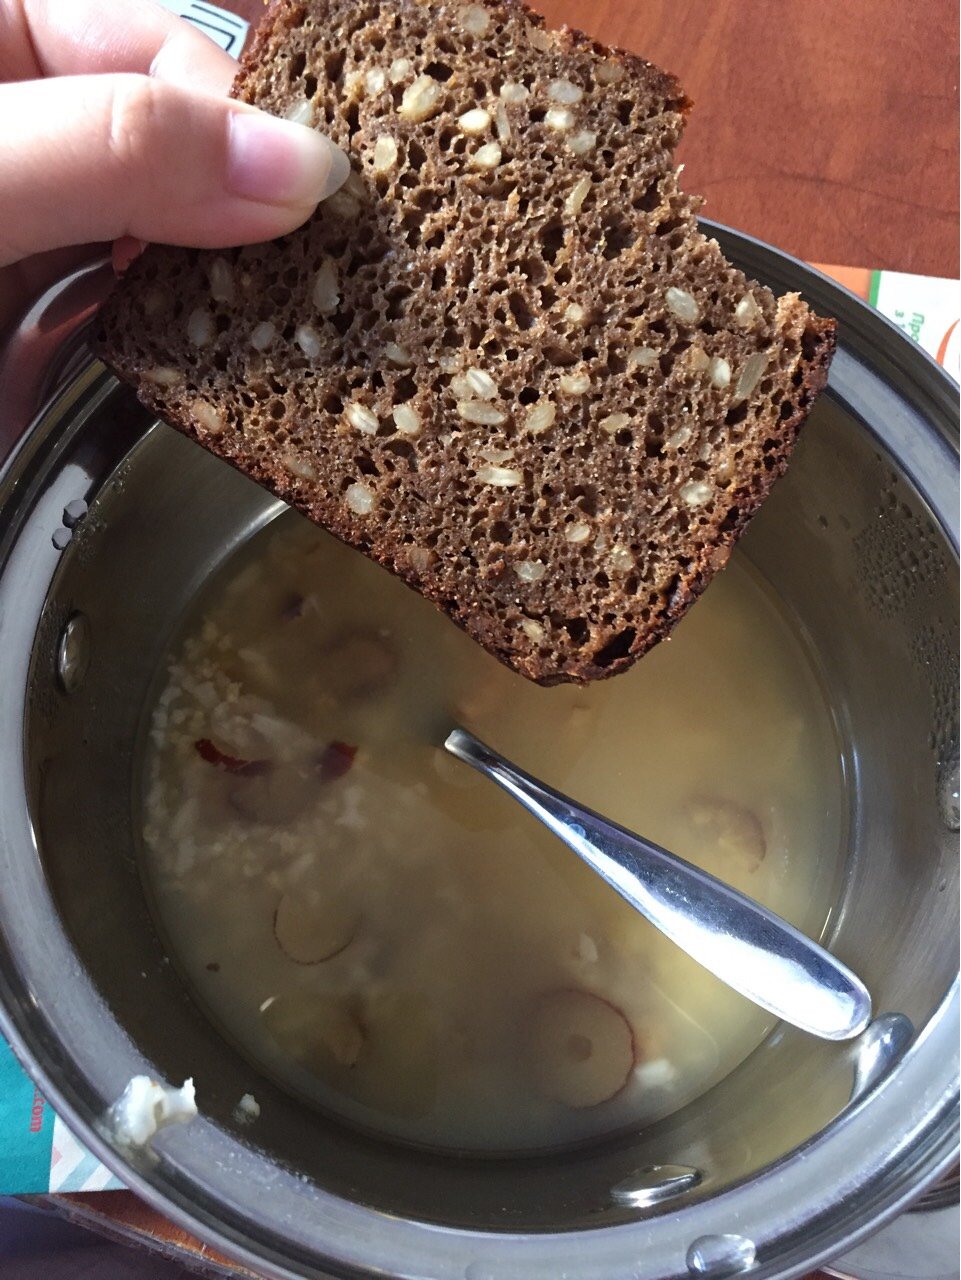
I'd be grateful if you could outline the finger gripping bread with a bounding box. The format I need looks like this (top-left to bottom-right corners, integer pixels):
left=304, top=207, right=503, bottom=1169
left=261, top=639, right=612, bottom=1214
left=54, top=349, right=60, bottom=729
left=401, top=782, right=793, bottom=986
left=97, top=0, right=835, bottom=685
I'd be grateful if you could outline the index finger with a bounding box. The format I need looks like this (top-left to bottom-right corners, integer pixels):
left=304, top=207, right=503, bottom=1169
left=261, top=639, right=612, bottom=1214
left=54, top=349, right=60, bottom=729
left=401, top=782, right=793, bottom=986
left=0, top=0, right=238, bottom=93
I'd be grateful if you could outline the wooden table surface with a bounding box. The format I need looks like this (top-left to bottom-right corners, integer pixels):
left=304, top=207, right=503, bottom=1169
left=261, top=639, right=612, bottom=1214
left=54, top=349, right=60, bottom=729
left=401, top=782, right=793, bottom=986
left=51, top=0, right=958, bottom=1275
left=536, top=0, right=959, bottom=278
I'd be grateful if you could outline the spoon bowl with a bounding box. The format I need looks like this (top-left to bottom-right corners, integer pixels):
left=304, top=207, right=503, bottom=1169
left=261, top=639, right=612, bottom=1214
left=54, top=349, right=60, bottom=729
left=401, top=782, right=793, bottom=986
left=445, top=726, right=873, bottom=1042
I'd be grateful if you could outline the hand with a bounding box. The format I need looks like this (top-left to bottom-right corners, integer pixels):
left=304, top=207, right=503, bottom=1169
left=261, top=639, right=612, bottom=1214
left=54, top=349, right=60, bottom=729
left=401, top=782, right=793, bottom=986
left=0, top=0, right=349, bottom=335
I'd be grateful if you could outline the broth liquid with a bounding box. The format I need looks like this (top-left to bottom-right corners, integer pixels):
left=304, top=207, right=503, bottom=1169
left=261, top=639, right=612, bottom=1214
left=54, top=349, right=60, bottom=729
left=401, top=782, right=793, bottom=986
left=140, top=514, right=845, bottom=1152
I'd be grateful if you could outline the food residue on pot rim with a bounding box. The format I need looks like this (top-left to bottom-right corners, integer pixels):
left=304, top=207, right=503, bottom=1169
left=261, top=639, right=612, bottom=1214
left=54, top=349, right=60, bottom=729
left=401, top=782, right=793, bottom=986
left=233, top=1092, right=261, bottom=1125
left=103, top=1075, right=196, bottom=1151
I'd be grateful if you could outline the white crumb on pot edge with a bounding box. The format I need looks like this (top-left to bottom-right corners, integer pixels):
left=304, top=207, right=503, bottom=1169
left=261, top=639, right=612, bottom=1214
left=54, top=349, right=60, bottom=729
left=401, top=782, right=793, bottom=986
left=104, top=1075, right=197, bottom=1150
left=233, top=1092, right=261, bottom=1125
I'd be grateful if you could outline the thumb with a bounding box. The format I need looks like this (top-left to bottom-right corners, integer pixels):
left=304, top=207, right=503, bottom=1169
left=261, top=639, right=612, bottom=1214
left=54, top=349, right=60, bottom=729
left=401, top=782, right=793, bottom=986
left=0, top=74, right=350, bottom=268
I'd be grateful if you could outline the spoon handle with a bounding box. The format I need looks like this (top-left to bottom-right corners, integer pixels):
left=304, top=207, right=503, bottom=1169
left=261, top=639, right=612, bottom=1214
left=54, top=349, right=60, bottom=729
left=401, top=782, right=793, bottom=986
left=445, top=728, right=871, bottom=1042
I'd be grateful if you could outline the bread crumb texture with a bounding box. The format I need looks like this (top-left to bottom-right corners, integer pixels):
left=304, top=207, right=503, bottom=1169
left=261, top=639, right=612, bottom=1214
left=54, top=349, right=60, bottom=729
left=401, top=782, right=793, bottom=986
left=98, top=0, right=836, bottom=684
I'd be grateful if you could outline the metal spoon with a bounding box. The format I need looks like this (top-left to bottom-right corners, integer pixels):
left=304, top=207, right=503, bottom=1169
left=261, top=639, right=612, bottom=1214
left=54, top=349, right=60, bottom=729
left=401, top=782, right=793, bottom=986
left=445, top=727, right=872, bottom=1042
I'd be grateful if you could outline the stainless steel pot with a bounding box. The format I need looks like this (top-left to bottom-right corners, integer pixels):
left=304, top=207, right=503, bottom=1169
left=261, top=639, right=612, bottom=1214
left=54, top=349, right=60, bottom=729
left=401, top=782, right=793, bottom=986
left=0, top=225, right=956, bottom=1280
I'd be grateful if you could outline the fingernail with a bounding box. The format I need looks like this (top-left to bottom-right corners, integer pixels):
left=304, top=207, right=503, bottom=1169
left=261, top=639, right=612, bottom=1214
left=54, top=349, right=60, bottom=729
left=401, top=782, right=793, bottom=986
left=112, top=236, right=146, bottom=275
left=226, top=111, right=350, bottom=207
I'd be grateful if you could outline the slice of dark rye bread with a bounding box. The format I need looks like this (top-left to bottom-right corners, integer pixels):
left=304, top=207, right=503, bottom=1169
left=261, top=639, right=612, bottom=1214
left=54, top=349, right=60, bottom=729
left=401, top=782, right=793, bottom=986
left=97, top=0, right=835, bottom=686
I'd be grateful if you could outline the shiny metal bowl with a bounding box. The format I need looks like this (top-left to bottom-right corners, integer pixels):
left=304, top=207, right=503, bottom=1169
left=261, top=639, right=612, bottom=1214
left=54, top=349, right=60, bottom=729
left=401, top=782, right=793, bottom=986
left=0, top=225, right=956, bottom=1279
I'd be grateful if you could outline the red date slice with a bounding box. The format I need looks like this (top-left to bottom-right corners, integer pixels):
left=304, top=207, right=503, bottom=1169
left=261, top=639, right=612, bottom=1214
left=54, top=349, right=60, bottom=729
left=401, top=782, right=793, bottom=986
left=318, top=741, right=357, bottom=782
left=280, top=592, right=305, bottom=621
left=273, top=889, right=360, bottom=964
left=199, top=736, right=357, bottom=825
left=194, top=738, right=271, bottom=776
left=321, top=630, right=396, bottom=701
left=686, top=797, right=766, bottom=872
left=230, top=765, right=313, bottom=824
left=523, top=989, right=636, bottom=1108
